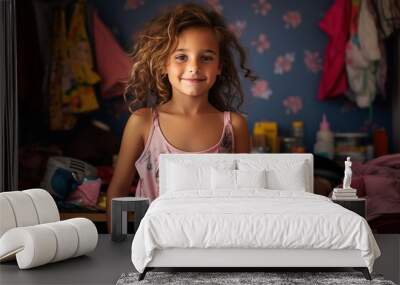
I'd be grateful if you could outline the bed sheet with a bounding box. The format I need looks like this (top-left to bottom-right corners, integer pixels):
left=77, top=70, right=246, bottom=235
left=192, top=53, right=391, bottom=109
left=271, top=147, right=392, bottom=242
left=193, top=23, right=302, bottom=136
left=131, top=190, right=380, bottom=273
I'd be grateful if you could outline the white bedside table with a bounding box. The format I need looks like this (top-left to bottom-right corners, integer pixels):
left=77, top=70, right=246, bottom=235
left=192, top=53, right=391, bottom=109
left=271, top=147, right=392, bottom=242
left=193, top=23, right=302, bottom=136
left=332, top=197, right=366, bottom=218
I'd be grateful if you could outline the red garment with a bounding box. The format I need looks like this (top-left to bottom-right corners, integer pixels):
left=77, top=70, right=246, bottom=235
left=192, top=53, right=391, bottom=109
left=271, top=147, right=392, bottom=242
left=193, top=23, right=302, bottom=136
left=317, top=0, right=351, bottom=100
left=93, top=11, right=131, bottom=98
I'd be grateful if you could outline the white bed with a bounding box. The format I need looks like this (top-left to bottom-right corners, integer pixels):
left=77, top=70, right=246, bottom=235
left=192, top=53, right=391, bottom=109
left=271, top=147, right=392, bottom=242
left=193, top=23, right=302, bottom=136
left=131, top=154, right=380, bottom=280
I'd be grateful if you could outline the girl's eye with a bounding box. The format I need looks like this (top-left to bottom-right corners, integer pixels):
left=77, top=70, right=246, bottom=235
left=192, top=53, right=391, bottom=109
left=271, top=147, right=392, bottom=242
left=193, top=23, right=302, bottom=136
left=201, top=55, right=214, bottom=62
left=175, top=55, right=187, bottom=62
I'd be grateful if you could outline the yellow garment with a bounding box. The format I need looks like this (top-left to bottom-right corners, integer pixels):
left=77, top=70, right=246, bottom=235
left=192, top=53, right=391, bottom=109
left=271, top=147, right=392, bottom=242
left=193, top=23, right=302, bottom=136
left=96, top=192, right=107, bottom=211
left=63, top=0, right=100, bottom=113
left=48, top=9, right=76, bottom=130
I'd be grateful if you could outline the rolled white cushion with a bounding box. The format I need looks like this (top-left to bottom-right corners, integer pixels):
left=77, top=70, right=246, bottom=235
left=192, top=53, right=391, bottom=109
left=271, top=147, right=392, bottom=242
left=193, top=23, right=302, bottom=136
left=23, top=189, right=60, bottom=224
left=0, top=196, right=17, bottom=237
left=0, top=226, right=57, bottom=269
left=0, top=218, right=98, bottom=269
left=0, top=191, right=39, bottom=227
left=64, top=218, right=98, bottom=257
left=42, top=221, right=79, bottom=262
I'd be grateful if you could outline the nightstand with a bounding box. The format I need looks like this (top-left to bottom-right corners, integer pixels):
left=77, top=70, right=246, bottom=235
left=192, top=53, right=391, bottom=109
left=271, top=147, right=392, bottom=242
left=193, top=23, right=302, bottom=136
left=332, top=198, right=366, bottom=218
left=111, top=197, right=149, bottom=242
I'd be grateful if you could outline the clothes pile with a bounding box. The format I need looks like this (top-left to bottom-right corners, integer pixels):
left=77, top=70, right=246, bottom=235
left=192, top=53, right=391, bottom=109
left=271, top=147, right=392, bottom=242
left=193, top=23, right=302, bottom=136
left=348, top=154, right=400, bottom=221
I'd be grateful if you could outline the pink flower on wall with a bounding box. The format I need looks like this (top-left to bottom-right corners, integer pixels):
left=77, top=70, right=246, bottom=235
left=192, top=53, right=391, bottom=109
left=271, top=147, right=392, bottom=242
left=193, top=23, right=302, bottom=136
left=228, top=20, right=247, bottom=38
left=283, top=11, right=302, bottom=29
left=251, top=79, right=272, bottom=100
left=304, top=50, right=322, bottom=73
left=252, top=0, right=272, bottom=16
left=205, top=0, right=223, bottom=13
left=274, top=53, right=295, bottom=74
left=283, top=96, right=303, bottom=114
left=251, top=33, right=271, bottom=54
left=124, top=0, right=144, bottom=10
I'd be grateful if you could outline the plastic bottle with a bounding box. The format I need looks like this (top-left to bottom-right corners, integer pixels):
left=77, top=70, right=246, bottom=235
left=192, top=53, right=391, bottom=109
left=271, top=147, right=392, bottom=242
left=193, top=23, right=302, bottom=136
left=314, top=114, right=334, bottom=159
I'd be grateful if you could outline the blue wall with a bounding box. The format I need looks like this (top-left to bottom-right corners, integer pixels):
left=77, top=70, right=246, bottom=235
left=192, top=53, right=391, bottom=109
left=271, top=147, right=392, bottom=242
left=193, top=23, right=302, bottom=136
left=91, top=0, right=392, bottom=152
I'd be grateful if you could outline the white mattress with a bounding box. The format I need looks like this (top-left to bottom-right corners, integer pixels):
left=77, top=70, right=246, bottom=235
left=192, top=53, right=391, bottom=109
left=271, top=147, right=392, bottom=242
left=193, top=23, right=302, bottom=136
left=131, top=190, right=380, bottom=273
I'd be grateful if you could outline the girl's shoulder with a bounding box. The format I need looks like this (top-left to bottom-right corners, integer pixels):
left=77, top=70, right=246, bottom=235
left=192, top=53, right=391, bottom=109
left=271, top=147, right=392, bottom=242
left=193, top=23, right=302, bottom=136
left=127, top=107, right=153, bottom=125
left=229, top=112, right=250, bottom=153
left=124, top=107, right=153, bottom=139
left=132, top=107, right=153, bottom=117
left=230, top=112, right=248, bottom=128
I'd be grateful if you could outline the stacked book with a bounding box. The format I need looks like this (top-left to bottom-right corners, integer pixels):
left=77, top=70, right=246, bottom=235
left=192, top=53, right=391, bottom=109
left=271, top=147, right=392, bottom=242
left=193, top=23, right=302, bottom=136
left=332, top=188, right=358, bottom=200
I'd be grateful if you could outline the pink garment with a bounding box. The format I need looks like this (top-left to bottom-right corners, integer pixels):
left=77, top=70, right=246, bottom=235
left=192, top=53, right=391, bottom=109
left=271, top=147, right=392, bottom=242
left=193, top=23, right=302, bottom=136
left=92, top=10, right=131, bottom=98
left=346, top=154, right=400, bottom=221
left=66, top=178, right=102, bottom=208
left=135, top=109, right=235, bottom=201
left=317, top=0, right=351, bottom=100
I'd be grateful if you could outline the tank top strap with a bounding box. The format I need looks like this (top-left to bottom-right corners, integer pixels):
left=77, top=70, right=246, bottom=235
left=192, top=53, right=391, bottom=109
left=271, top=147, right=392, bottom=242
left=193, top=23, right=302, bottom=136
left=152, top=108, right=159, bottom=127
left=223, top=111, right=231, bottom=125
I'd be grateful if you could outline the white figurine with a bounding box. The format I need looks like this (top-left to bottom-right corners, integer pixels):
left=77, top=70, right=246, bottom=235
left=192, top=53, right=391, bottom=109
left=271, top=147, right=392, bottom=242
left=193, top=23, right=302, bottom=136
left=342, top=157, right=353, bottom=189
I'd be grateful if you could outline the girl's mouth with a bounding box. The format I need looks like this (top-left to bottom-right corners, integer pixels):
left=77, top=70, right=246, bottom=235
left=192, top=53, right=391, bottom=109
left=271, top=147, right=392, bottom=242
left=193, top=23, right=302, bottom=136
left=181, top=78, right=206, bottom=83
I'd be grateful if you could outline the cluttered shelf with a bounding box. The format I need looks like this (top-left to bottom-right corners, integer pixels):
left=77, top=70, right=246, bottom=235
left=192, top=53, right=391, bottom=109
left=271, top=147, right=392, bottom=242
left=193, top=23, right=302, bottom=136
left=59, top=210, right=135, bottom=222
left=60, top=210, right=107, bottom=222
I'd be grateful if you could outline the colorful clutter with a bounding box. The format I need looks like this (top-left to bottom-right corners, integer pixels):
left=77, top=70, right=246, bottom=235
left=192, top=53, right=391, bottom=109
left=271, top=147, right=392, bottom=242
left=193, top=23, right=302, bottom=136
left=66, top=178, right=102, bottom=208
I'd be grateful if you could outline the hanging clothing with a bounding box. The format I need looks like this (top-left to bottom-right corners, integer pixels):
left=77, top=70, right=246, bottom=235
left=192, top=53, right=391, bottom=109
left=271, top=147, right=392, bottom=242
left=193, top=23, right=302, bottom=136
left=92, top=10, right=131, bottom=98
left=48, top=9, right=76, bottom=130
left=62, top=0, right=100, bottom=113
left=318, top=0, right=352, bottom=101
left=371, top=0, right=400, bottom=39
left=345, top=0, right=381, bottom=108
left=134, top=109, right=235, bottom=201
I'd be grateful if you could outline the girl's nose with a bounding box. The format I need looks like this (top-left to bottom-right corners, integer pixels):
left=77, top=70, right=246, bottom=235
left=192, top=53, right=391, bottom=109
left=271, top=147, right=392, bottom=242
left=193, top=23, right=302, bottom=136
left=188, top=67, right=199, bottom=74
left=188, top=61, right=200, bottom=74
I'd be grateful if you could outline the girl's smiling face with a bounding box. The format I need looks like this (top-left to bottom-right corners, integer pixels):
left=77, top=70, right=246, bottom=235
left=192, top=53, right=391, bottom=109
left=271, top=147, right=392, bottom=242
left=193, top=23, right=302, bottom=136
left=165, top=26, right=221, bottom=98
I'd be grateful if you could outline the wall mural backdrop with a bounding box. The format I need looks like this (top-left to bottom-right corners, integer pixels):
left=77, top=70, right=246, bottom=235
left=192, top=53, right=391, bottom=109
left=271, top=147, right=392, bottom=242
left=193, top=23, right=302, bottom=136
left=91, top=0, right=392, bottom=151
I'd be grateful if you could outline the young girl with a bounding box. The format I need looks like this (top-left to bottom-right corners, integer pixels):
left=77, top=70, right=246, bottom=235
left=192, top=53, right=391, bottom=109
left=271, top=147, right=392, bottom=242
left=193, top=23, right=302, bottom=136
left=107, top=3, right=256, bottom=229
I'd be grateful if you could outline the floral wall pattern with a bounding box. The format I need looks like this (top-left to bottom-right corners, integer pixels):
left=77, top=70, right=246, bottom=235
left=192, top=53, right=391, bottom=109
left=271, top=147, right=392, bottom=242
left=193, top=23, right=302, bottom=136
left=92, top=0, right=392, bottom=151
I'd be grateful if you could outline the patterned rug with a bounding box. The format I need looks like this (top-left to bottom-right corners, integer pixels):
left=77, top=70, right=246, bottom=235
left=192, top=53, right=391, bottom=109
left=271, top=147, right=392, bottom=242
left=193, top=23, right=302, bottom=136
left=116, top=271, right=396, bottom=285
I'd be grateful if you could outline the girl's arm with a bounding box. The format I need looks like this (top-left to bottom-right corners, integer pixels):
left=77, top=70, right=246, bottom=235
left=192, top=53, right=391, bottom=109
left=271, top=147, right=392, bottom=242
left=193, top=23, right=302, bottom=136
left=106, top=109, right=151, bottom=233
left=231, top=113, right=250, bottom=153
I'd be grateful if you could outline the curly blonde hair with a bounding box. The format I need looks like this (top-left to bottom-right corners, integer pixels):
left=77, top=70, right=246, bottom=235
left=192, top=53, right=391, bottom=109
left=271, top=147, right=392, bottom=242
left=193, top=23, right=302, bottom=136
left=124, top=3, right=257, bottom=112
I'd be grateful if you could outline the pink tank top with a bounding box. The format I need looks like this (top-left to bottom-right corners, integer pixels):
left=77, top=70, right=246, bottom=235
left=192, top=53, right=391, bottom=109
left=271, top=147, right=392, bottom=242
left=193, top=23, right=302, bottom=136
left=134, top=108, right=235, bottom=201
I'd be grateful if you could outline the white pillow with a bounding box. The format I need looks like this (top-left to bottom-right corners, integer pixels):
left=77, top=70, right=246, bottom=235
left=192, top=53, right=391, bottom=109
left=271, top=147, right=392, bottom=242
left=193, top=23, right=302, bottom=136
left=267, top=167, right=306, bottom=191
left=167, top=162, right=210, bottom=191
left=211, top=168, right=236, bottom=189
left=166, top=160, right=236, bottom=192
left=211, top=168, right=267, bottom=190
left=236, top=169, right=267, bottom=188
left=238, top=159, right=308, bottom=191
